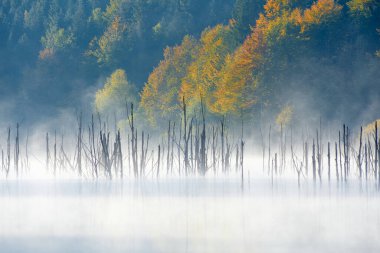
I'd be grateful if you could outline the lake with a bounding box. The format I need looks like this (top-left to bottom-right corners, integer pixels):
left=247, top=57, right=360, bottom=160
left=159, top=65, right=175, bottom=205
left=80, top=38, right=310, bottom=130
left=0, top=177, right=379, bottom=253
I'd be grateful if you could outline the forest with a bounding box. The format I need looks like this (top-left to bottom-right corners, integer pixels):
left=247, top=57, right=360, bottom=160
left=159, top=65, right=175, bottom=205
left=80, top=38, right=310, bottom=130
left=0, top=0, right=378, bottom=130
left=0, top=0, right=379, bottom=181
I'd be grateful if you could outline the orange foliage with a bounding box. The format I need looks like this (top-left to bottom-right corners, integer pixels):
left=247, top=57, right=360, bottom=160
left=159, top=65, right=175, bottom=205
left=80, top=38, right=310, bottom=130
left=39, top=48, right=54, bottom=60
left=140, top=36, right=199, bottom=125
left=179, top=20, right=239, bottom=112
left=302, top=0, right=342, bottom=32
left=264, top=0, right=291, bottom=19
left=141, top=0, right=343, bottom=119
left=212, top=16, right=267, bottom=114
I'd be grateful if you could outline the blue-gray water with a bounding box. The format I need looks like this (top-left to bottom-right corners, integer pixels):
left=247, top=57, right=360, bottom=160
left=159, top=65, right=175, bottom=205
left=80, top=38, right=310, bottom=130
left=0, top=178, right=379, bottom=253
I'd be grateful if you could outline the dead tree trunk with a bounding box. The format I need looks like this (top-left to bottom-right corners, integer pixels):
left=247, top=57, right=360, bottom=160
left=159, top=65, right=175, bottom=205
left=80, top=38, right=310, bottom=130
left=100, top=131, right=111, bottom=179
left=157, top=145, right=161, bottom=177
left=221, top=116, right=225, bottom=172
left=317, top=130, right=321, bottom=183
left=327, top=141, right=331, bottom=181
left=167, top=121, right=171, bottom=175
left=335, top=142, right=339, bottom=181
left=339, top=131, right=343, bottom=182
left=305, top=141, right=308, bottom=176
left=358, top=126, right=363, bottom=179
left=199, top=100, right=206, bottom=175
left=268, top=125, right=271, bottom=174
left=14, top=123, right=19, bottom=177
left=6, top=127, right=10, bottom=177
left=127, top=103, right=138, bottom=178
left=312, top=139, right=316, bottom=182
left=182, top=97, right=189, bottom=174
left=375, top=121, right=379, bottom=181
left=46, top=132, right=50, bottom=172
left=77, top=113, right=82, bottom=176
left=116, top=130, right=123, bottom=178
left=260, top=125, right=265, bottom=172
left=54, top=130, right=57, bottom=176
left=365, top=143, right=368, bottom=181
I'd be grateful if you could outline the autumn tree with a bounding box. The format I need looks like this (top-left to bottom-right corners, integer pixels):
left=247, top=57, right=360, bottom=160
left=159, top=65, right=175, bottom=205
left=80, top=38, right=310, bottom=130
left=39, top=23, right=75, bottom=59
left=86, top=16, right=126, bottom=65
left=179, top=20, right=240, bottom=113
left=140, top=35, right=199, bottom=125
left=95, top=69, right=136, bottom=115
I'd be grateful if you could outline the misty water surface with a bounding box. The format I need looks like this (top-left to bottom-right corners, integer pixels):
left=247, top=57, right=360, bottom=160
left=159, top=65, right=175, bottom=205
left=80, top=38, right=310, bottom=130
left=0, top=177, right=379, bottom=253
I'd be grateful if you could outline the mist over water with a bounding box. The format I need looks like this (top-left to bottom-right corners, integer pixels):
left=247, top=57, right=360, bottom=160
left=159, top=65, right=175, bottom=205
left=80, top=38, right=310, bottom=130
left=0, top=177, right=379, bottom=253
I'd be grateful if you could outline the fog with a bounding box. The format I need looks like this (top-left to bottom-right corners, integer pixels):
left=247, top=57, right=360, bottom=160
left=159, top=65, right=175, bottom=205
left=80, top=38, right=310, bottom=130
left=0, top=178, right=379, bottom=253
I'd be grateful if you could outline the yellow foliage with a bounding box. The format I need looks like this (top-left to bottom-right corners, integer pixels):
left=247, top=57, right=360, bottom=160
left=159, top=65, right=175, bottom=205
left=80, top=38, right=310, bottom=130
left=302, top=0, right=342, bottom=32
left=347, top=0, right=376, bottom=17
left=87, top=16, right=126, bottom=64
left=264, top=0, right=291, bottom=19
left=140, top=0, right=344, bottom=120
left=179, top=21, right=239, bottom=112
left=140, top=35, right=199, bottom=125
left=275, top=105, right=293, bottom=127
left=95, top=69, right=135, bottom=114
left=363, top=119, right=380, bottom=136
left=211, top=14, right=271, bottom=115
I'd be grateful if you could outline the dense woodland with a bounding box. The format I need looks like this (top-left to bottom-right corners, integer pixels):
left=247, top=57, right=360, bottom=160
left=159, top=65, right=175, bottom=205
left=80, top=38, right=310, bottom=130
left=0, top=0, right=379, bottom=129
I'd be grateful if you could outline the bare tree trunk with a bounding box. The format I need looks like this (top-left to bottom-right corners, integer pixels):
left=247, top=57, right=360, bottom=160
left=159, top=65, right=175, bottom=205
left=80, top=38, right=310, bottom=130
left=358, top=126, right=363, bottom=179
left=260, top=125, right=265, bottom=172
left=365, top=143, right=368, bottom=181
left=335, top=142, right=339, bottom=181
left=240, top=137, right=245, bottom=188
left=117, top=130, right=123, bottom=178
left=140, top=131, right=145, bottom=177
left=339, top=131, right=343, bottom=182
left=375, top=122, right=379, bottom=181
left=312, top=139, right=316, bottom=182
left=54, top=130, right=57, bottom=176
left=199, top=100, right=206, bottom=175
left=46, top=132, right=50, bottom=172
left=305, top=141, right=308, bottom=176
left=167, top=121, right=171, bottom=175
left=77, top=113, right=82, bottom=176
left=15, top=123, right=19, bottom=177
left=317, top=130, right=321, bottom=183
left=100, top=131, right=111, bottom=179
left=327, top=141, right=330, bottom=182
left=157, top=145, right=161, bottom=178
left=268, top=125, right=271, bottom=175
left=221, top=116, right=225, bottom=172
left=212, top=126, right=217, bottom=174
left=6, top=127, right=10, bottom=177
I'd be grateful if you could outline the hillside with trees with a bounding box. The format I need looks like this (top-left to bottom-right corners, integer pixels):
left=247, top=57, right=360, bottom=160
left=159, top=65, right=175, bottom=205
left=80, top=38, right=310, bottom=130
left=0, top=0, right=379, bottom=128
left=140, top=0, right=380, bottom=129
left=0, top=0, right=236, bottom=121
